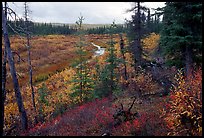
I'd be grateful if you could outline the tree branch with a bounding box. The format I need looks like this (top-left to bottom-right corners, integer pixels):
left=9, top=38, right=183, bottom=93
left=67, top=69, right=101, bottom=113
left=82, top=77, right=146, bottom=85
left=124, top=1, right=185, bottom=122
left=12, top=51, right=25, bottom=63
left=128, top=96, right=137, bottom=112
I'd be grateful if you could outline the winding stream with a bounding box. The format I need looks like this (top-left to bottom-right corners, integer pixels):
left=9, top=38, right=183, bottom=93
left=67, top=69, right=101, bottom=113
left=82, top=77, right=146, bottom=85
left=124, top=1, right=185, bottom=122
left=91, top=42, right=105, bottom=57
left=75, top=43, right=105, bottom=68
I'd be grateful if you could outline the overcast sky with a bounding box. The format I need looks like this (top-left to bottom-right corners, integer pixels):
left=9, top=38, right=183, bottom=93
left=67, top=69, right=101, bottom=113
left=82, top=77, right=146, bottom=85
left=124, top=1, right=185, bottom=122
left=8, top=2, right=165, bottom=24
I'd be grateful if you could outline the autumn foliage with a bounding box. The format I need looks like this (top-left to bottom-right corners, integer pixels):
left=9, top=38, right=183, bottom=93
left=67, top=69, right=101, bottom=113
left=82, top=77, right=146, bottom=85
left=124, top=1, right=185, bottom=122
left=21, top=96, right=168, bottom=136
left=161, top=67, right=202, bottom=136
left=2, top=34, right=119, bottom=134
left=3, top=32, right=201, bottom=136
left=22, top=97, right=114, bottom=136
left=142, top=32, right=160, bottom=60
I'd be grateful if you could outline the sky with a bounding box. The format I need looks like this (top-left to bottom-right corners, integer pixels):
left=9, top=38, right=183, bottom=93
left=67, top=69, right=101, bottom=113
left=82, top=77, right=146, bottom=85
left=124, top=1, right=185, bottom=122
left=7, top=2, right=165, bottom=24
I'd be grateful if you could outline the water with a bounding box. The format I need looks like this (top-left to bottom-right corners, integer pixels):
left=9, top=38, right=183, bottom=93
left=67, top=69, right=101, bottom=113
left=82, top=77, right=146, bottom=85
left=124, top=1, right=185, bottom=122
left=91, top=43, right=105, bottom=57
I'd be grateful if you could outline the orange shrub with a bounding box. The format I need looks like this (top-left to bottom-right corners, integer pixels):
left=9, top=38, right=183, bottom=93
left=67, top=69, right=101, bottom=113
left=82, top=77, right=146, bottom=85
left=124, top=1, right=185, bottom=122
left=161, top=68, right=202, bottom=136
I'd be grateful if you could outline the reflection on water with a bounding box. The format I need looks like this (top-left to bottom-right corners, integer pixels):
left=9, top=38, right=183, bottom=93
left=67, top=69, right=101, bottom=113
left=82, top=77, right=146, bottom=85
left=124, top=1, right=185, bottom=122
left=91, top=43, right=105, bottom=57
left=95, top=48, right=105, bottom=56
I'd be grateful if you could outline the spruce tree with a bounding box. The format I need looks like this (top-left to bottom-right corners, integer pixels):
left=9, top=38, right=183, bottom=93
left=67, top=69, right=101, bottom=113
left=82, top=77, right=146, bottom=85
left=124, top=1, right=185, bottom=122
left=159, top=2, right=202, bottom=76
left=126, top=2, right=148, bottom=70
left=70, top=15, right=94, bottom=103
left=94, top=22, right=121, bottom=98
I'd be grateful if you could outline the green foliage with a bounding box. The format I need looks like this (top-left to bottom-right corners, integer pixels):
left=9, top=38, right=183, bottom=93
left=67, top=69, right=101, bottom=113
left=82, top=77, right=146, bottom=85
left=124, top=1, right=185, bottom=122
left=125, top=3, right=163, bottom=42
left=70, top=62, right=95, bottom=103
left=34, top=73, right=49, bottom=84
left=159, top=2, right=202, bottom=69
left=7, top=18, right=126, bottom=36
left=94, top=23, right=122, bottom=98
left=86, top=24, right=126, bottom=34
left=37, top=83, right=49, bottom=122
left=52, top=103, right=67, bottom=118
left=7, top=20, right=77, bottom=36
left=165, top=59, right=183, bottom=68
left=37, top=83, right=49, bottom=106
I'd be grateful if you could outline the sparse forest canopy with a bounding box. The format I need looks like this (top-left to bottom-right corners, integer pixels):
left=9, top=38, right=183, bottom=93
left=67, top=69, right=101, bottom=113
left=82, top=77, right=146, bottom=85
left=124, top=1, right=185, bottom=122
left=2, top=2, right=202, bottom=136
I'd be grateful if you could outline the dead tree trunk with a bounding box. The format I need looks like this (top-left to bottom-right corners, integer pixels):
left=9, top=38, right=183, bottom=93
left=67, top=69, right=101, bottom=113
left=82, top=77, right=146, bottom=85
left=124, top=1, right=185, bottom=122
left=1, top=40, right=7, bottom=136
left=136, top=2, right=142, bottom=67
left=24, top=2, right=37, bottom=124
left=1, top=3, right=8, bottom=136
left=119, top=34, right=128, bottom=81
left=132, top=2, right=142, bottom=72
left=113, top=96, right=139, bottom=127
left=2, top=3, right=28, bottom=130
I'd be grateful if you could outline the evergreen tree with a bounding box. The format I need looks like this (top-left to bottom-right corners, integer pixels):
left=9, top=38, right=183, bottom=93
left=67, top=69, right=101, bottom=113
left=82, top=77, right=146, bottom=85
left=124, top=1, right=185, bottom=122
left=126, top=2, right=148, bottom=70
left=7, top=20, right=77, bottom=36
left=159, top=2, right=202, bottom=76
left=151, top=8, right=163, bottom=34
left=70, top=15, right=94, bottom=103
left=94, top=22, right=121, bottom=98
left=146, top=8, right=151, bottom=34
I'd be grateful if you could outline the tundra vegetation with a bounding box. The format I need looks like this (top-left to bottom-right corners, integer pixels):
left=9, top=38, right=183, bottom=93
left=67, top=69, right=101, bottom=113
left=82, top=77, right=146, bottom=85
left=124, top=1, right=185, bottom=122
left=1, top=2, right=202, bottom=136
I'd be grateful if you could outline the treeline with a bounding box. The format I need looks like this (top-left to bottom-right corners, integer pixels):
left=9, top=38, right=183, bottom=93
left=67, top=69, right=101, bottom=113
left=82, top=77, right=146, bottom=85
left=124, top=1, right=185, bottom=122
left=7, top=19, right=77, bottom=35
left=86, top=24, right=126, bottom=34
left=7, top=10, right=162, bottom=37
left=7, top=19, right=127, bottom=36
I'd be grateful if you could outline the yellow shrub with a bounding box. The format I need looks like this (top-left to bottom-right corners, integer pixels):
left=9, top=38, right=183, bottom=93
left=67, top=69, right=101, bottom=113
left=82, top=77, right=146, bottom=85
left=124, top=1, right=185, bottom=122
left=162, top=68, right=202, bottom=136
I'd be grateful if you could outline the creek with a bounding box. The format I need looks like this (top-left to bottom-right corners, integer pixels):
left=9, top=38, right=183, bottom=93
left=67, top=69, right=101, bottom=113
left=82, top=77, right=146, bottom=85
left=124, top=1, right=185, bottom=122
left=91, top=42, right=105, bottom=57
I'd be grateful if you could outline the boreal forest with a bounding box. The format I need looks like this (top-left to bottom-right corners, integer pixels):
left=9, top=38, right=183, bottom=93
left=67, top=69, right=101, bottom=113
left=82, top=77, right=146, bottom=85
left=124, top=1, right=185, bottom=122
left=1, top=2, right=202, bottom=136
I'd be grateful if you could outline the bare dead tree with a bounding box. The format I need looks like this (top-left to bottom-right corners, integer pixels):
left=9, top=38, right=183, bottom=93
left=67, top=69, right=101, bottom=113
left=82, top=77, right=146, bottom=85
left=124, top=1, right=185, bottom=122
left=119, top=33, right=128, bottom=81
left=24, top=2, right=37, bottom=124
left=12, top=51, right=25, bottom=63
left=113, top=96, right=139, bottom=127
left=136, top=2, right=142, bottom=68
left=1, top=3, right=8, bottom=136
left=2, top=2, right=28, bottom=130
left=0, top=3, right=22, bottom=135
left=101, top=96, right=139, bottom=136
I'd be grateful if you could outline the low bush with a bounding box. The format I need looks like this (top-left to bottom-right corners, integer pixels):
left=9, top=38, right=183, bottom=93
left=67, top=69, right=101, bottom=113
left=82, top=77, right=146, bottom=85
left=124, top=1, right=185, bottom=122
left=161, top=68, right=202, bottom=136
